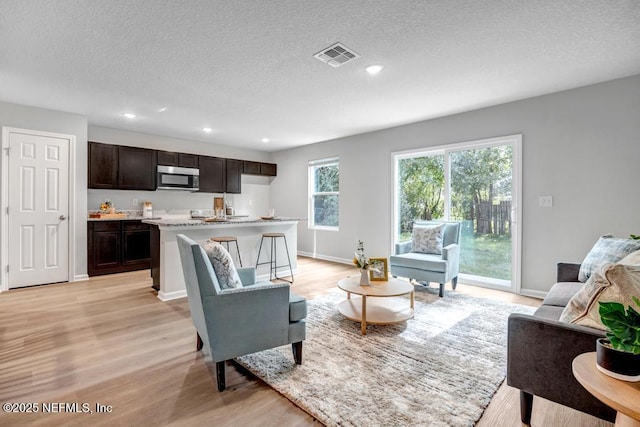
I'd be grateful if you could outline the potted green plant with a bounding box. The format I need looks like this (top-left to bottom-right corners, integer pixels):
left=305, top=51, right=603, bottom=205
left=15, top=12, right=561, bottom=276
left=596, top=296, right=640, bottom=381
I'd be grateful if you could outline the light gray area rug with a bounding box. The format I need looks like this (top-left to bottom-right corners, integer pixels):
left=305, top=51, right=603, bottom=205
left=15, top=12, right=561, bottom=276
left=237, top=288, right=536, bottom=427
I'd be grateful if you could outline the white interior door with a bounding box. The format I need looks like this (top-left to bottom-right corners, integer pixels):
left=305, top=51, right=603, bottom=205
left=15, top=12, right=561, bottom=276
left=8, top=131, right=70, bottom=288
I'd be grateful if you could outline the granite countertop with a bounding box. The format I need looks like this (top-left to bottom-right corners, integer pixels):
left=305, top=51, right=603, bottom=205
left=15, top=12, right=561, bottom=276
left=87, top=209, right=304, bottom=225
left=87, top=216, right=153, bottom=221
left=143, top=217, right=302, bottom=227
left=87, top=210, right=157, bottom=221
left=88, top=216, right=157, bottom=221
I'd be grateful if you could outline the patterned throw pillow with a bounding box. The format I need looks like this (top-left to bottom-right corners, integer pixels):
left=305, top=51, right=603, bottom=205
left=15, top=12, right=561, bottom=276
left=577, top=235, right=640, bottom=282
left=621, top=249, right=640, bottom=266
left=204, top=241, right=243, bottom=290
left=559, top=260, right=640, bottom=330
left=412, top=223, right=445, bottom=255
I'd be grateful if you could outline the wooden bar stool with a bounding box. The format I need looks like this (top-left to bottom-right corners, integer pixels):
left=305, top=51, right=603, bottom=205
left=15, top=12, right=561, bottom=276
left=209, top=236, right=243, bottom=267
left=256, top=232, right=293, bottom=283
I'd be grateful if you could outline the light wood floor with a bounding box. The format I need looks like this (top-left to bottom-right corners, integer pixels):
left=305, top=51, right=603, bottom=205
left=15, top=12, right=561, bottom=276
left=0, top=257, right=612, bottom=426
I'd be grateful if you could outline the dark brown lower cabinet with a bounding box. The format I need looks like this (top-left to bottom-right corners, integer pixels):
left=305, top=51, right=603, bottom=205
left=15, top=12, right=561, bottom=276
left=88, top=220, right=151, bottom=276
left=122, top=221, right=151, bottom=269
left=88, top=221, right=121, bottom=275
left=150, top=224, right=160, bottom=290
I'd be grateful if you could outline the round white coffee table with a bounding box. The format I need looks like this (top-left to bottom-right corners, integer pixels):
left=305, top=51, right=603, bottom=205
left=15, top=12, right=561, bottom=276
left=337, top=276, right=414, bottom=335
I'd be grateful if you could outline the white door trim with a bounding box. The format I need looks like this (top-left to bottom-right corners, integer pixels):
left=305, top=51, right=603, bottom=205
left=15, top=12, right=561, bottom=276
left=1, top=127, right=77, bottom=292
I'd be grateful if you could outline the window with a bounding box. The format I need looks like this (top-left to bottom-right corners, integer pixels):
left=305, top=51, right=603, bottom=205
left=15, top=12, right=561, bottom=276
left=309, top=157, right=339, bottom=230
left=393, top=134, right=522, bottom=292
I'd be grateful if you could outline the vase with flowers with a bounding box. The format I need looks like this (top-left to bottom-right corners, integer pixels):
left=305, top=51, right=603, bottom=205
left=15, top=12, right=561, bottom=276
left=353, top=240, right=371, bottom=286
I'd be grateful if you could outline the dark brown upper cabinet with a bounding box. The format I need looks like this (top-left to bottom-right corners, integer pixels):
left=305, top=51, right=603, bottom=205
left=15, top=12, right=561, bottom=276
left=89, top=142, right=156, bottom=191
left=243, top=161, right=261, bottom=175
left=226, top=159, right=242, bottom=194
left=198, top=156, right=226, bottom=193
left=260, top=162, right=277, bottom=176
left=243, top=160, right=277, bottom=177
left=89, top=142, right=277, bottom=193
left=157, top=150, right=199, bottom=168
left=88, top=142, right=119, bottom=189
left=118, top=146, right=157, bottom=190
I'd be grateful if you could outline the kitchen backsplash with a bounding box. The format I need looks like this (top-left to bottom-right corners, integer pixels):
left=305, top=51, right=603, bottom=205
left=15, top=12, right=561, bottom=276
left=88, top=181, right=270, bottom=218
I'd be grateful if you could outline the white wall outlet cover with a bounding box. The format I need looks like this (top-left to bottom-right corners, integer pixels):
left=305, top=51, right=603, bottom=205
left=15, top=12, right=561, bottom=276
left=539, top=195, right=553, bottom=207
left=133, top=198, right=138, bottom=207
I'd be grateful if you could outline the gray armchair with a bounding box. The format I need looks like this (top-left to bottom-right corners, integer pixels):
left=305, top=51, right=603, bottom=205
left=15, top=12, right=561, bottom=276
left=389, top=221, right=462, bottom=297
left=176, top=234, right=307, bottom=391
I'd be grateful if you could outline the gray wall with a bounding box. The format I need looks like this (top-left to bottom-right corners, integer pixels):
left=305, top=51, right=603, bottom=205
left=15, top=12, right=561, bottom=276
left=0, top=101, right=88, bottom=281
left=270, top=75, right=640, bottom=295
left=3, top=75, right=638, bottom=293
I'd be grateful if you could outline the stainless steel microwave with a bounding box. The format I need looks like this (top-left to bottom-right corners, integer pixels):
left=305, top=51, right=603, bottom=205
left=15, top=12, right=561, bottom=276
left=156, top=165, right=199, bottom=191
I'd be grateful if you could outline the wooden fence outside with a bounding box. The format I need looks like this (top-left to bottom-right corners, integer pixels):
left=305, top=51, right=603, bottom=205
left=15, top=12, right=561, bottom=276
left=475, top=200, right=511, bottom=236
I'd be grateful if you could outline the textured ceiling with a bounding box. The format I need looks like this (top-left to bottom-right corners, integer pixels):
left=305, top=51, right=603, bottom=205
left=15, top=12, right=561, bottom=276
left=1, top=0, right=639, bottom=152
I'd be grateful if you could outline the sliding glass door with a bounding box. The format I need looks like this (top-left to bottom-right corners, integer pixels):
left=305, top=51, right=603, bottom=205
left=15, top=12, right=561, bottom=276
left=393, top=135, right=521, bottom=291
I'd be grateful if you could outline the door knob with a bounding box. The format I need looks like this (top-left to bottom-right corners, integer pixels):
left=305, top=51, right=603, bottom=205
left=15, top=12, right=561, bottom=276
left=59, top=215, right=67, bottom=220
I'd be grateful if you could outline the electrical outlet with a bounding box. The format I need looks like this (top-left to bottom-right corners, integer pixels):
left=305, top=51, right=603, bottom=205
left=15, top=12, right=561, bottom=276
left=132, top=198, right=138, bottom=207
left=539, top=195, right=553, bottom=207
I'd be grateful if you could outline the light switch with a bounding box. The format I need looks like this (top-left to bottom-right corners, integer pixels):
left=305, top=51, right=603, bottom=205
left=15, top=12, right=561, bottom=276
left=539, top=195, right=553, bottom=207
left=132, top=198, right=138, bottom=207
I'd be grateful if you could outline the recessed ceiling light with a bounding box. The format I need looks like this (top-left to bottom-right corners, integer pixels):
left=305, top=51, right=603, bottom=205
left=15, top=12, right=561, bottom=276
left=366, top=65, right=383, bottom=75
left=122, top=113, right=136, bottom=119
left=261, top=138, right=270, bottom=143
left=202, top=127, right=213, bottom=133
left=158, top=107, right=167, bottom=113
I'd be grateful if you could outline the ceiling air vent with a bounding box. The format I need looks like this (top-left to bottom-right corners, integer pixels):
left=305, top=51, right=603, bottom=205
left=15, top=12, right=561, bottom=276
left=314, top=42, right=360, bottom=68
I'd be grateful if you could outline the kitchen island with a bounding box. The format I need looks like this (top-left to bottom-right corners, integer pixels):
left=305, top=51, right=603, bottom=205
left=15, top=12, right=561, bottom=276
left=143, top=217, right=300, bottom=301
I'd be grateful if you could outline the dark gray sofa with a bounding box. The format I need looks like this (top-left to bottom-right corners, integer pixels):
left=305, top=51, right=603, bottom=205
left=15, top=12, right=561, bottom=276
left=507, top=263, right=616, bottom=425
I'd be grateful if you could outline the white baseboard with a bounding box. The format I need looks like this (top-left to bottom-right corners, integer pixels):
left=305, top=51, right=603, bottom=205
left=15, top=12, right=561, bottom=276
left=73, top=274, right=89, bottom=282
left=298, top=251, right=352, bottom=265
left=519, top=288, right=547, bottom=300
left=303, top=251, right=549, bottom=300
left=158, top=290, right=187, bottom=301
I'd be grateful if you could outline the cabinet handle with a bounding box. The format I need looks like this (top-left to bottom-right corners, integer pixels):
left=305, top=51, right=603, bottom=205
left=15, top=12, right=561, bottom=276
left=59, top=215, right=67, bottom=220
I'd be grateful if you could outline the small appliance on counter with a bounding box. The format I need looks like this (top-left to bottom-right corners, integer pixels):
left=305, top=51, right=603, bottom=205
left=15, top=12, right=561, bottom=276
left=213, top=197, right=225, bottom=219
left=142, top=201, right=153, bottom=218
left=190, top=209, right=210, bottom=219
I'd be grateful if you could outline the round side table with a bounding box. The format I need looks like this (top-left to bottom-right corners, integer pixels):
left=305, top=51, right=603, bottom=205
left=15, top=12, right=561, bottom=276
left=572, top=352, right=640, bottom=427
